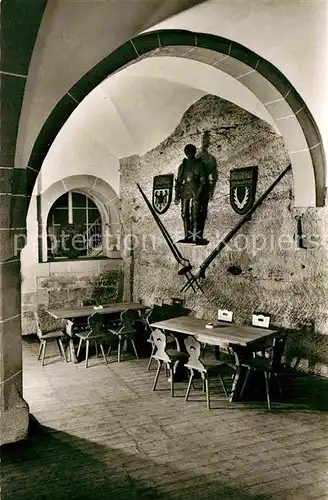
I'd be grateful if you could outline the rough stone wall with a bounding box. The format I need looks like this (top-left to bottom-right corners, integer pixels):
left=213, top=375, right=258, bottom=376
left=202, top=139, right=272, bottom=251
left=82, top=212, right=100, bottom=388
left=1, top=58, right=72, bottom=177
left=22, top=259, right=123, bottom=334
left=120, top=95, right=328, bottom=376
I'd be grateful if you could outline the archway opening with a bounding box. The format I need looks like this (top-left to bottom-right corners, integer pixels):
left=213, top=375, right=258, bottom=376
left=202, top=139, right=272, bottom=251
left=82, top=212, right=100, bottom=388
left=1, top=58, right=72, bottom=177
left=25, top=30, right=326, bottom=209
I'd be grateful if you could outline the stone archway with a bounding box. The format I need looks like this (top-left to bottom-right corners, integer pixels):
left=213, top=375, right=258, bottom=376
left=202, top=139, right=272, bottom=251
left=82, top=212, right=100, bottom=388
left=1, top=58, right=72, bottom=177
left=25, top=30, right=325, bottom=209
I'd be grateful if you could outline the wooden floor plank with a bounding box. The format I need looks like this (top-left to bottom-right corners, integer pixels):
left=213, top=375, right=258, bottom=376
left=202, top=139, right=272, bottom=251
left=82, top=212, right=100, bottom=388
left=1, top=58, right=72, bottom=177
left=2, top=336, right=328, bottom=500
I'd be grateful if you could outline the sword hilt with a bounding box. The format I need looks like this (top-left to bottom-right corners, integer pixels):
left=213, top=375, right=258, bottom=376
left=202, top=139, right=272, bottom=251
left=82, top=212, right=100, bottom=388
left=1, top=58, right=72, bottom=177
left=195, top=267, right=206, bottom=279
left=178, top=263, right=192, bottom=276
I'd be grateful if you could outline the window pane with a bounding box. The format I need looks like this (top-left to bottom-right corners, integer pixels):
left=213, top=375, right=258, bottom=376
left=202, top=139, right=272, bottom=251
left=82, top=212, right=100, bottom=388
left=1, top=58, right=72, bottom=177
left=53, top=208, right=68, bottom=225
left=73, top=208, right=86, bottom=225
left=88, top=209, right=100, bottom=224
left=87, top=197, right=97, bottom=209
left=72, top=192, right=86, bottom=207
left=47, top=191, right=103, bottom=260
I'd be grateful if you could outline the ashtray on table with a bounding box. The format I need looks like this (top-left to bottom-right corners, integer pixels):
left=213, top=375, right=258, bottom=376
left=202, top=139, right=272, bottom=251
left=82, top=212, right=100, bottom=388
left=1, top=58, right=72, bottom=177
left=205, top=323, right=222, bottom=329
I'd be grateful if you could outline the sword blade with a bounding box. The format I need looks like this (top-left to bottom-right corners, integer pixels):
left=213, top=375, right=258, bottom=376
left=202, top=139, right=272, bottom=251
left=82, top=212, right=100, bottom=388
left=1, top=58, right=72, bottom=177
left=137, top=183, right=200, bottom=293
left=137, top=183, right=184, bottom=264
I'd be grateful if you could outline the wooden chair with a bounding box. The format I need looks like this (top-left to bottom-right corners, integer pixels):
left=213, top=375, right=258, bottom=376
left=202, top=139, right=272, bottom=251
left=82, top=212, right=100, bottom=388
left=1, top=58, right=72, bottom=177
left=145, top=308, right=176, bottom=371
left=184, top=336, right=229, bottom=409
left=235, top=335, right=287, bottom=409
left=151, top=329, right=188, bottom=397
left=75, top=312, right=109, bottom=368
left=214, top=309, right=234, bottom=360
left=251, top=313, right=272, bottom=358
left=107, top=309, right=139, bottom=363
left=144, top=309, right=157, bottom=370
left=34, top=310, right=67, bottom=366
left=217, top=309, right=234, bottom=322
left=252, top=313, right=271, bottom=329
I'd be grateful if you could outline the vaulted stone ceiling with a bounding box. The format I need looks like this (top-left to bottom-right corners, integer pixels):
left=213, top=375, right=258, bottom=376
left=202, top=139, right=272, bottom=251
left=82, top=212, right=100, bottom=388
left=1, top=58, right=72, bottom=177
left=38, top=55, right=278, bottom=194
left=7, top=0, right=325, bottom=207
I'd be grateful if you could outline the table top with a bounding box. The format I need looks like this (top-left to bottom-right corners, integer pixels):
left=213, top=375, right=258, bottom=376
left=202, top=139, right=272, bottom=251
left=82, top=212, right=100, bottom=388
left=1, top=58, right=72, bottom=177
left=150, top=316, right=277, bottom=347
left=48, top=302, right=149, bottom=320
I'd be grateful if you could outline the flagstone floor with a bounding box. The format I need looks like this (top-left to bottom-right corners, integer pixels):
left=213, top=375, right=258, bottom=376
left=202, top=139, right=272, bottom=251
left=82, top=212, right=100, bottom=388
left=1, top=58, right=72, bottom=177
left=2, top=336, right=328, bottom=500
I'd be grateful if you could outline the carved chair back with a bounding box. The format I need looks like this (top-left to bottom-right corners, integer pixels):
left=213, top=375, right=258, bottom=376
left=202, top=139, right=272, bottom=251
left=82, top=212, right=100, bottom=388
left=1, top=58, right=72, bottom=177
left=142, top=308, right=153, bottom=329
left=184, top=336, right=206, bottom=372
left=217, top=309, right=233, bottom=322
left=117, top=309, right=138, bottom=335
left=270, top=335, right=287, bottom=372
left=151, top=329, right=170, bottom=363
left=86, top=312, right=106, bottom=338
left=66, top=320, right=74, bottom=337
left=252, top=313, right=270, bottom=329
left=230, top=344, right=255, bottom=367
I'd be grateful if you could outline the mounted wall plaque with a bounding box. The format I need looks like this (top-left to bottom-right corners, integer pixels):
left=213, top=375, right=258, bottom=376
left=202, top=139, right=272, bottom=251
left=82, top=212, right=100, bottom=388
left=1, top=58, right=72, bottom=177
left=230, top=166, right=258, bottom=215
left=152, top=174, right=174, bottom=214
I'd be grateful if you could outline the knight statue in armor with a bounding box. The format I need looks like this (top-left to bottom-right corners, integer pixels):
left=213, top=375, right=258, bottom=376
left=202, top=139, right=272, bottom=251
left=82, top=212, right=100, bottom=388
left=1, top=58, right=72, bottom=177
left=175, top=142, right=215, bottom=244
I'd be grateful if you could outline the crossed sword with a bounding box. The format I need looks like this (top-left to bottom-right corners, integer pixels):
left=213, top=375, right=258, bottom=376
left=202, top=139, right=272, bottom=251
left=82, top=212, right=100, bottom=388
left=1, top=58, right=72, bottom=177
left=137, top=183, right=204, bottom=294
left=137, top=164, right=291, bottom=295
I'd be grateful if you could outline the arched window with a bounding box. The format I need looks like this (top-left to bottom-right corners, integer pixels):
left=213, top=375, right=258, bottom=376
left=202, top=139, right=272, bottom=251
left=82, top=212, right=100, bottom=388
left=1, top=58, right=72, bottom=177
left=47, top=191, right=103, bottom=260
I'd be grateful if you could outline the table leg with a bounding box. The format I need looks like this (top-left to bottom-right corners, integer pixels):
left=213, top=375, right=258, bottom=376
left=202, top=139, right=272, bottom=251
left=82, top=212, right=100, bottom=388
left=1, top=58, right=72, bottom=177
left=69, top=338, right=78, bottom=364
left=65, top=319, right=78, bottom=364
left=229, top=366, right=246, bottom=402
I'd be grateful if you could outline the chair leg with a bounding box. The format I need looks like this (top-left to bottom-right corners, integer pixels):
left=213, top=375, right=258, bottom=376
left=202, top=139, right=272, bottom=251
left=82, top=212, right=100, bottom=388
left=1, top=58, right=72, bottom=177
left=147, top=352, right=153, bottom=372
left=152, top=360, right=162, bottom=391
left=37, top=342, right=43, bottom=361
left=85, top=340, right=90, bottom=368
left=100, top=344, right=108, bottom=364
left=169, top=364, right=174, bottom=397
left=204, top=376, right=210, bottom=409
left=69, top=339, right=77, bottom=365
left=218, top=370, right=228, bottom=398
left=58, top=338, right=67, bottom=362
left=66, top=344, right=71, bottom=363
left=95, top=342, right=99, bottom=358
left=117, top=336, right=122, bottom=363
left=240, top=368, right=252, bottom=398
left=147, top=344, right=155, bottom=371
left=185, top=371, right=194, bottom=401
left=147, top=356, right=153, bottom=371
left=264, top=371, right=271, bottom=410
left=107, top=344, right=112, bottom=357
left=130, top=339, right=139, bottom=359
left=275, top=372, right=283, bottom=398
left=77, top=338, right=83, bottom=357
left=56, top=338, right=63, bottom=358
left=41, top=340, right=47, bottom=366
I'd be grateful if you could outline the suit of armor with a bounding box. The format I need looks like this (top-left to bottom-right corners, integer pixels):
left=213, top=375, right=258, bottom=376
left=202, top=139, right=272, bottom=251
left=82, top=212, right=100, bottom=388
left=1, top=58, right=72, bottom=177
left=175, top=145, right=209, bottom=243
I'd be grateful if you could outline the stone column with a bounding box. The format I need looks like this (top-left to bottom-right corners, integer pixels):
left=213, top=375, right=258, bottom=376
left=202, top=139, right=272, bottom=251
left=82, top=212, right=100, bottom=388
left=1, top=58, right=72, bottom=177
left=0, top=170, right=29, bottom=445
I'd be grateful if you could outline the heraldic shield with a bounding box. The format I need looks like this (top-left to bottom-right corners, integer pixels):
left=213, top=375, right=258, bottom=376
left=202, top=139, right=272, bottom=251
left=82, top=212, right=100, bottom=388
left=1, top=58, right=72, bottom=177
left=230, top=166, right=258, bottom=215
left=152, top=174, right=174, bottom=214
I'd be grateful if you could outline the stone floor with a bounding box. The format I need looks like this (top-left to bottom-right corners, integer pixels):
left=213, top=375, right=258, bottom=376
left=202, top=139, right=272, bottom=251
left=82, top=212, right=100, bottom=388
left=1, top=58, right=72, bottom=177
left=2, top=336, right=328, bottom=500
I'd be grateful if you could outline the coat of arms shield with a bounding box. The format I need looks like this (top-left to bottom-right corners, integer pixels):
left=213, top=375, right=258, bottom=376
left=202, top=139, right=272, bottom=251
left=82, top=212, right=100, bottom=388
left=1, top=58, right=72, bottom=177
left=152, top=174, right=174, bottom=214
left=230, top=166, right=258, bottom=215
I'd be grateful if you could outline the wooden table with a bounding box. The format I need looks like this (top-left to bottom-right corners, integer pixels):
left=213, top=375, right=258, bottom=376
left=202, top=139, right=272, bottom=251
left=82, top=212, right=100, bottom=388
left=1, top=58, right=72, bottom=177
left=150, top=316, right=277, bottom=347
left=48, top=302, right=148, bottom=320
left=150, top=316, right=278, bottom=401
left=48, top=302, right=149, bottom=364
